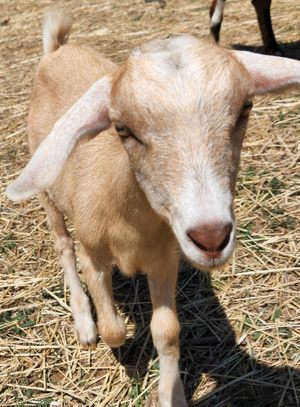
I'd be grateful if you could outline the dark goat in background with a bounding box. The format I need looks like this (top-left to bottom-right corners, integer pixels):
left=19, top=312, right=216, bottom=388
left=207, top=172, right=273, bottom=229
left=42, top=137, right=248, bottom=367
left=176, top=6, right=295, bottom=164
left=145, top=0, right=283, bottom=55
left=210, top=0, right=283, bottom=55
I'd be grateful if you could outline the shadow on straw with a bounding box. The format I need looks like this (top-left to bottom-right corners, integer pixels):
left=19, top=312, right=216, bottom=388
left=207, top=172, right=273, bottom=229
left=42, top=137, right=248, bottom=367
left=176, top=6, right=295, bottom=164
left=111, top=261, right=300, bottom=407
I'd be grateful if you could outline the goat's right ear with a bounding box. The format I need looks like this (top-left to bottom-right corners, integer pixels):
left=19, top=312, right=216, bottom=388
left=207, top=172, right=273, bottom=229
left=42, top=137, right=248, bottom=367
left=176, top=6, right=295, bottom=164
left=233, top=51, right=300, bottom=95
left=6, top=75, right=112, bottom=202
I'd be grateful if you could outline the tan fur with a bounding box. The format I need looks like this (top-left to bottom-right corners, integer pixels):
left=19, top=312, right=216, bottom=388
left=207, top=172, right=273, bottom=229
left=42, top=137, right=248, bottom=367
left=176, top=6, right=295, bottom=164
left=12, top=9, right=300, bottom=407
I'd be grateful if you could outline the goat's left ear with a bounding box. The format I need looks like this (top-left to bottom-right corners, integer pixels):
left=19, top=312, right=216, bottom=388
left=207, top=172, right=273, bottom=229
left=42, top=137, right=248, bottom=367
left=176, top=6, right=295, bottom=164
left=6, top=75, right=113, bottom=202
left=233, top=51, right=300, bottom=95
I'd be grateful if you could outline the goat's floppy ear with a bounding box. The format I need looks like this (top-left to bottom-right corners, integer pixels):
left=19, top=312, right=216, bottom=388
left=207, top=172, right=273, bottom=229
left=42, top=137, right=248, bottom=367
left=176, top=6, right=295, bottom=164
left=6, top=75, right=112, bottom=202
left=233, top=51, right=300, bottom=95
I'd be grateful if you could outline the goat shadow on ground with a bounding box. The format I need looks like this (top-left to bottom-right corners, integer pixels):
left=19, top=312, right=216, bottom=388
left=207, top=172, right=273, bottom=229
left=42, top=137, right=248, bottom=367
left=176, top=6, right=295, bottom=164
left=232, top=40, right=300, bottom=61
left=111, top=262, right=300, bottom=407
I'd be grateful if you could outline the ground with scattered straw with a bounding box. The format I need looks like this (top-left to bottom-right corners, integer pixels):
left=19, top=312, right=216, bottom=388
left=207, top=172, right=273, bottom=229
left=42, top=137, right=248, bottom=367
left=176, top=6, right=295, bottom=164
left=0, top=0, right=299, bottom=406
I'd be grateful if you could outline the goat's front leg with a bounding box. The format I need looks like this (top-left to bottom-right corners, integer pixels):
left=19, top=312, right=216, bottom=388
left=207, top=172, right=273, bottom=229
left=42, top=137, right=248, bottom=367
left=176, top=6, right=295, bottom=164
left=39, top=193, right=97, bottom=348
left=148, top=257, right=187, bottom=407
left=79, top=247, right=127, bottom=348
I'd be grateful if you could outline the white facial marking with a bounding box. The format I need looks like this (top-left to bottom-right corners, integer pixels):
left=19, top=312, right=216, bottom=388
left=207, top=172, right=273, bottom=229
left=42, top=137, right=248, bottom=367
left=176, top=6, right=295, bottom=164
left=178, top=166, right=232, bottom=226
left=171, top=165, right=234, bottom=268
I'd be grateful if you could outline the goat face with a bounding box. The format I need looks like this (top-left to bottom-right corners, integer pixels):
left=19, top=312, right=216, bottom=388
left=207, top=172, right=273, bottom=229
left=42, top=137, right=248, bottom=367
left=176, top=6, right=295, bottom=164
left=109, top=36, right=253, bottom=269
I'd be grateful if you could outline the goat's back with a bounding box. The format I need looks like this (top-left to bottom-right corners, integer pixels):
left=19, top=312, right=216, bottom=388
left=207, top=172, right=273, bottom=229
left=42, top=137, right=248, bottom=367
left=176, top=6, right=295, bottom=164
left=28, top=44, right=117, bottom=154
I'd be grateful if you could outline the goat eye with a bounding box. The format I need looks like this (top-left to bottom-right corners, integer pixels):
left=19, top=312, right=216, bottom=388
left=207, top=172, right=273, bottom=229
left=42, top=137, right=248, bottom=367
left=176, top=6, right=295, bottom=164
left=114, top=122, right=142, bottom=144
left=244, top=101, right=253, bottom=110
left=241, top=100, right=253, bottom=117
left=115, top=123, right=132, bottom=137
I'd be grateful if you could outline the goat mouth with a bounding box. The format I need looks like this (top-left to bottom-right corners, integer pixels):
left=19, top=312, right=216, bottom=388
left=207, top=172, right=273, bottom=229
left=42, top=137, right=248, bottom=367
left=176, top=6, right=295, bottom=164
left=188, top=254, right=231, bottom=271
left=183, top=235, right=235, bottom=270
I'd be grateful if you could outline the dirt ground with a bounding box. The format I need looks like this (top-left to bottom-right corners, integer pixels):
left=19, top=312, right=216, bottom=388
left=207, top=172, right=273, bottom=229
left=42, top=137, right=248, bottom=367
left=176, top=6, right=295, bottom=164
left=0, top=0, right=299, bottom=406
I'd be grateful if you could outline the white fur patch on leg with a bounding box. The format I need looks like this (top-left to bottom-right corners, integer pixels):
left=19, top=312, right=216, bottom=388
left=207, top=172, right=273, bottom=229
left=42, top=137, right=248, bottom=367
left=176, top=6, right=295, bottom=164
left=58, top=236, right=97, bottom=348
left=71, top=293, right=97, bottom=347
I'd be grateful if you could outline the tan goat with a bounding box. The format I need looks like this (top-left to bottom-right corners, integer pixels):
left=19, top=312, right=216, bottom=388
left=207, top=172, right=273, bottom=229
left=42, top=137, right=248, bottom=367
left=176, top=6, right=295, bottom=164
left=6, top=8, right=300, bottom=407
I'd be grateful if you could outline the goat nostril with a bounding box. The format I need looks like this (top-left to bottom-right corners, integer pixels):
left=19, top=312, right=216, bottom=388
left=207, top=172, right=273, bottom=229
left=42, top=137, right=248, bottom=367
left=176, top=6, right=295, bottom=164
left=187, top=234, right=208, bottom=252
left=216, top=223, right=233, bottom=251
left=187, top=222, right=233, bottom=253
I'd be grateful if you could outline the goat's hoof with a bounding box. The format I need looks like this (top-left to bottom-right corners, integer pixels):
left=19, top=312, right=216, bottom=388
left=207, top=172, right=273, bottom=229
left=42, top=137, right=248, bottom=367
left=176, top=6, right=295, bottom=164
left=72, top=294, right=98, bottom=348
left=81, top=339, right=97, bottom=350
left=264, top=46, right=285, bottom=57
left=75, top=317, right=98, bottom=349
left=98, top=314, right=127, bottom=348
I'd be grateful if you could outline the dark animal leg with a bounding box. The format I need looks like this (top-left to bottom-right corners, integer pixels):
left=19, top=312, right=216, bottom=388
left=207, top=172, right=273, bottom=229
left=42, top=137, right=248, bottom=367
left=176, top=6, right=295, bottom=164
left=210, top=0, right=226, bottom=43
left=252, top=0, right=284, bottom=55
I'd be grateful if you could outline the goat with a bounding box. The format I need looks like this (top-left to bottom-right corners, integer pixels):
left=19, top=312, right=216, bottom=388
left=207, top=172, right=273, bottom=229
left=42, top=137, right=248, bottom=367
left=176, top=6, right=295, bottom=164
left=6, top=8, right=300, bottom=407
left=210, top=0, right=283, bottom=55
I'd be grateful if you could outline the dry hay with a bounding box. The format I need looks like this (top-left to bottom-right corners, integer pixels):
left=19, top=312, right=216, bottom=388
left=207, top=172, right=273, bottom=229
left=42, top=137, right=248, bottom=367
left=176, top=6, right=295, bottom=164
left=0, top=0, right=299, bottom=406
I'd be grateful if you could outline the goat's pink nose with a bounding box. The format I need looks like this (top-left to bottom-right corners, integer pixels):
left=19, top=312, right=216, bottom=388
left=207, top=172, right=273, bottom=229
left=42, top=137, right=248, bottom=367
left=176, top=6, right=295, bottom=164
left=187, top=222, right=233, bottom=254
